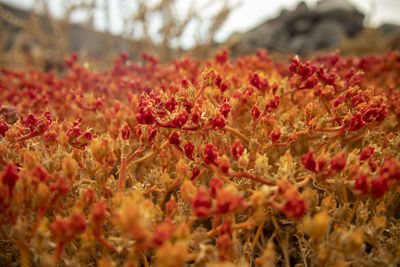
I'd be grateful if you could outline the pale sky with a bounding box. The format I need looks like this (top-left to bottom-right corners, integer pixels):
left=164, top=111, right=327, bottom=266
left=2, top=0, right=400, bottom=48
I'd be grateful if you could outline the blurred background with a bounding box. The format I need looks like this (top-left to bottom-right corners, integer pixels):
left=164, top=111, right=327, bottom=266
left=1, top=0, right=400, bottom=70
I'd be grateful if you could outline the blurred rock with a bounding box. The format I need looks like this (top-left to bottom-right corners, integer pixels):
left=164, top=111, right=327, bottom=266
left=228, top=0, right=365, bottom=56
left=379, top=23, right=400, bottom=36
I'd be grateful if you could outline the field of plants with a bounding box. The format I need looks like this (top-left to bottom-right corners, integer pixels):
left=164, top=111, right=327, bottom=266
left=1, top=49, right=400, bottom=266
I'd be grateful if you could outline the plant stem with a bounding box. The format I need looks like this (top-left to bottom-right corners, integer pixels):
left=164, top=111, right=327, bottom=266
left=131, top=141, right=169, bottom=165
left=126, top=145, right=145, bottom=163
left=54, top=242, right=64, bottom=264
left=348, top=196, right=361, bottom=223
left=96, top=235, right=116, bottom=252
left=252, top=217, right=267, bottom=248
left=314, top=126, right=344, bottom=132
left=16, top=131, right=39, bottom=141
left=225, top=125, right=250, bottom=144
left=17, top=241, right=29, bottom=267
left=118, top=157, right=127, bottom=192
left=229, top=171, right=273, bottom=185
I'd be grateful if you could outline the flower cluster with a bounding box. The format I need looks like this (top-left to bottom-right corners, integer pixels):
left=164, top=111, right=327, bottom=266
left=1, top=49, right=400, bottom=266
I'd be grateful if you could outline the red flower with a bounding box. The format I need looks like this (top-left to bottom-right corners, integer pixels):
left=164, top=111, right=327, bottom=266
left=191, top=105, right=201, bottom=124
left=217, top=234, right=232, bottom=261
left=193, top=190, right=212, bottom=218
left=51, top=177, right=69, bottom=196
left=379, top=159, right=400, bottom=181
left=360, top=146, right=374, bottom=161
left=330, top=152, right=346, bottom=171
left=92, top=200, right=107, bottom=226
left=281, top=196, right=307, bottom=219
left=121, top=124, right=131, bottom=140
left=204, top=144, right=218, bottom=165
left=136, top=105, right=156, bottom=125
left=184, top=142, right=195, bottom=160
left=209, top=176, right=224, bottom=198
left=172, top=111, right=189, bottom=128
left=214, top=49, right=230, bottom=65
left=218, top=156, right=230, bottom=174
left=370, top=177, right=389, bottom=199
left=251, top=105, right=261, bottom=120
left=152, top=218, right=174, bottom=246
left=169, top=131, right=180, bottom=147
left=147, top=126, right=158, bottom=143
left=211, top=113, right=226, bottom=129
left=0, top=120, right=9, bottom=137
left=220, top=102, right=230, bottom=118
left=165, top=197, right=178, bottom=217
left=51, top=213, right=86, bottom=243
left=231, top=139, right=244, bottom=160
left=348, top=113, right=365, bottom=132
left=249, top=73, right=261, bottom=89
left=266, top=96, right=280, bottom=112
left=165, top=97, right=178, bottom=113
left=289, top=55, right=315, bottom=80
left=2, top=163, right=19, bottom=197
left=81, top=188, right=96, bottom=207
left=270, top=127, right=281, bottom=143
left=354, top=173, right=370, bottom=195
left=219, top=220, right=232, bottom=236
left=302, top=150, right=317, bottom=173
left=190, top=166, right=200, bottom=181
left=276, top=181, right=307, bottom=219
left=215, top=189, right=246, bottom=214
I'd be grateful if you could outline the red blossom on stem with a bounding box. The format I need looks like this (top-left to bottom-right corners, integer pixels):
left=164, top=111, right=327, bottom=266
left=184, top=142, right=195, bottom=160
left=379, top=158, right=400, bottom=181
left=220, top=102, right=230, bottom=118
left=370, top=177, right=389, bottom=199
left=211, top=113, right=226, bottom=129
left=275, top=179, right=307, bottom=219
left=209, top=176, right=224, bottom=198
left=289, top=55, right=315, bottom=80
left=190, top=166, right=200, bottom=181
left=270, top=127, right=281, bottom=143
left=231, top=139, right=244, bottom=160
left=136, top=105, right=156, bottom=125
left=165, top=197, right=178, bottom=217
left=121, top=124, right=131, bottom=140
left=251, top=105, right=261, bottom=120
left=249, top=73, right=268, bottom=91
left=266, top=96, right=280, bottom=112
left=302, top=150, right=317, bottom=173
left=354, top=173, right=370, bottom=195
left=51, top=213, right=86, bottom=263
left=214, top=49, right=230, bottom=65
left=152, top=218, right=174, bottom=247
left=2, top=163, right=19, bottom=197
left=204, top=144, right=218, bottom=165
left=218, top=156, right=231, bottom=174
left=280, top=195, right=307, bottom=219
left=215, top=188, right=247, bottom=215
left=169, top=131, right=181, bottom=147
left=165, top=97, right=178, bottom=113
left=172, top=111, right=189, bottom=128
left=348, top=113, right=365, bottom=132
left=193, top=190, right=212, bottom=218
left=360, top=146, right=374, bottom=161
left=0, top=120, right=9, bottom=137
left=330, top=152, right=346, bottom=171
left=217, top=234, right=232, bottom=261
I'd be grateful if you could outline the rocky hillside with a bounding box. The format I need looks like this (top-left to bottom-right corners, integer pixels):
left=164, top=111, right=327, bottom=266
left=227, top=0, right=366, bottom=56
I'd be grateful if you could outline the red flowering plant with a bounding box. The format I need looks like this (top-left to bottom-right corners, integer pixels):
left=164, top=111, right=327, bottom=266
left=1, top=49, right=400, bottom=266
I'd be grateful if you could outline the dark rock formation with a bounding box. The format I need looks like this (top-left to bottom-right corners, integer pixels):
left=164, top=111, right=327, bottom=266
left=228, top=0, right=365, bottom=56
left=379, top=23, right=400, bottom=36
